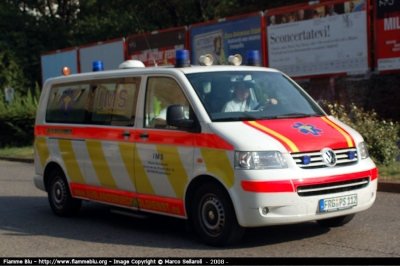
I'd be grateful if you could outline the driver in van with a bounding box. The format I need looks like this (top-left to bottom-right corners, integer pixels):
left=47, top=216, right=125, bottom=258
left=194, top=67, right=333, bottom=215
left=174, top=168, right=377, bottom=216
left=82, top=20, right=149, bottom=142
left=222, top=81, right=277, bottom=112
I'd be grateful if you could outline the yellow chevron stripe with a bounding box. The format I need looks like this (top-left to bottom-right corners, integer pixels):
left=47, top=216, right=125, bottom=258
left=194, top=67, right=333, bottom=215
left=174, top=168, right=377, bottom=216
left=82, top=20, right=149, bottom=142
left=201, top=149, right=234, bottom=188
left=249, top=121, right=300, bottom=152
left=118, top=142, right=136, bottom=187
left=35, top=137, right=49, bottom=168
left=321, top=117, right=354, bottom=147
left=134, top=145, right=155, bottom=195
left=86, top=140, right=117, bottom=188
left=156, top=145, right=188, bottom=199
left=58, top=139, right=85, bottom=183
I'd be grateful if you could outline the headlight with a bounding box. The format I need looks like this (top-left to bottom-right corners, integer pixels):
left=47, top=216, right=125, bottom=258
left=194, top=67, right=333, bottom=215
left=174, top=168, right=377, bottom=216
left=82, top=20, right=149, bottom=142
left=235, top=151, right=288, bottom=169
left=358, top=142, right=369, bottom=159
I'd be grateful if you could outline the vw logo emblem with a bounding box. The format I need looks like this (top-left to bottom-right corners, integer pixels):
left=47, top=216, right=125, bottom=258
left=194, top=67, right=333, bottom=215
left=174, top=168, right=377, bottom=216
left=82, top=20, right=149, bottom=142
left=321, top=148, right=337, bottom=167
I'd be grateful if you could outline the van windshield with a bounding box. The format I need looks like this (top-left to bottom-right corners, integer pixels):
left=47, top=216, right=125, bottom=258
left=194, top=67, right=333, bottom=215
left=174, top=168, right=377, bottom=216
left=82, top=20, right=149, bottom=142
left=186, top=71, right=325, bottom=122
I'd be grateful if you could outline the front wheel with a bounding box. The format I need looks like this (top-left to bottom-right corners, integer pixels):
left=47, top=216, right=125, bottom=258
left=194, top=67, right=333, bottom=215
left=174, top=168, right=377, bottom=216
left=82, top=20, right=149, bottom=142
left=48, top=168, right=81, bottom=217
left=191, top=182, right=245, bottom=246
left=316, top=214, right=355, bottom=227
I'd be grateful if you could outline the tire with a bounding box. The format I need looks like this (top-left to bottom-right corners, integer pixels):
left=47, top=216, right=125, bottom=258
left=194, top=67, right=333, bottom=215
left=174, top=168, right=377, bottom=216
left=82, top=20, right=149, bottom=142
left=316, top=214, right=355, bottom=227
left=48, top=168, right=82, bottom=217
left=191, top=182, right=246, bottom=247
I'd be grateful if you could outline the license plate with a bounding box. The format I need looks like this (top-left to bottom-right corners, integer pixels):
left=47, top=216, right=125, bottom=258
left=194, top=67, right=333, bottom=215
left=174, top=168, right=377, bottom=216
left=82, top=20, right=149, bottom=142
left=319, top=194, right=357, bottom=212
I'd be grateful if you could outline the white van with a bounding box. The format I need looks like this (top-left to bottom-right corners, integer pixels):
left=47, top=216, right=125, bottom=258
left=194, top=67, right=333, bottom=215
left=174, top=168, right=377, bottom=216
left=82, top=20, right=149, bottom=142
left=34, top=50, right=377, bottom=246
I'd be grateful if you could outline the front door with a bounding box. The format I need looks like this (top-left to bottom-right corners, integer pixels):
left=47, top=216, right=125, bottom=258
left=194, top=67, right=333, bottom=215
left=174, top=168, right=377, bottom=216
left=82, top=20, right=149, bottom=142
left=135, top=76, right=195, bottom=217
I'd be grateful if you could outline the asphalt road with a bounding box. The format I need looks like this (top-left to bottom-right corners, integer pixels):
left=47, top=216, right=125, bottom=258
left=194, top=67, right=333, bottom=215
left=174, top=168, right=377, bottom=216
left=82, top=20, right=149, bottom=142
left=0, top=160, right=399, bottom=259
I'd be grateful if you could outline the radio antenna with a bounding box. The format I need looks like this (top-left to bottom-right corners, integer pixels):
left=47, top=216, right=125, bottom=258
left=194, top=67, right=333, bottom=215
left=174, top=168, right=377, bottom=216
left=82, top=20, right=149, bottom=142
left=130, top=6, right=158, bottom=67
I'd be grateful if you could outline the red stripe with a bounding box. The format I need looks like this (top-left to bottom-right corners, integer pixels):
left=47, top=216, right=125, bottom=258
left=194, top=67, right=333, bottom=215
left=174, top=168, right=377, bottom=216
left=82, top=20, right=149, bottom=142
left=35, top=125, right=85, bottom=139
left=243, top=121, right=295, bottom=152
left=322, top=116, right=356, bottom=147
left=137, top=194, right=185, bottom=216
left=70, top=183, right=137, bottom=207
left=86, top=126, right=133, bottom=141
left=241, top=180, right=294, bottom=193
left=70, top=183, right=186, bottom=217
left=135, top=129, right=194, bottom=146
left=195, top=133, right=234, bottom=150
left=241, top=168, right=378, bottom=193
left=243, top=117, right=356, bottom=152
left=134, top=129, right=234, bottom=150
left=36, top=125, right=233, bottom=150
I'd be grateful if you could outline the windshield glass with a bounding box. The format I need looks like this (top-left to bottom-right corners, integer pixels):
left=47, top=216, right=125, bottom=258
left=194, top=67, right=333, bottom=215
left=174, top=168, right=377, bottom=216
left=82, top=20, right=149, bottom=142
left=186, top=71, right=325, bottom=122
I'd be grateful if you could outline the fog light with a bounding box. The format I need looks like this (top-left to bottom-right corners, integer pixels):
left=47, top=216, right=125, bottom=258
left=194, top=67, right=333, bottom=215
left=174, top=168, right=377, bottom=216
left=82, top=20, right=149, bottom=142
left=261, top=207, right=269, bottom=215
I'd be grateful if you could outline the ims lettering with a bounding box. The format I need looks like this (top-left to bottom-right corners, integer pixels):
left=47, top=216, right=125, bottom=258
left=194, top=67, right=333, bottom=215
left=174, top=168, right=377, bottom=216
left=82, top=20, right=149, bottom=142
left=97, top=88, right=127, bottom=109
left=153, top=153, right=164, bottom=160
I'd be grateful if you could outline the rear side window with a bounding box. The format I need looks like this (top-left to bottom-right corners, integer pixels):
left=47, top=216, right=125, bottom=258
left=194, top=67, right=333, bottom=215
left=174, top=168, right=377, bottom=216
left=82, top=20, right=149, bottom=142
left=46, top=83, right=90, bottom=123
left=89, top=77, right=140, bottom=126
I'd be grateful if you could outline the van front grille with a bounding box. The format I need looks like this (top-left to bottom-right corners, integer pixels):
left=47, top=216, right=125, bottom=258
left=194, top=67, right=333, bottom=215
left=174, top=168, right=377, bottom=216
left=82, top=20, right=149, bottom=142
left=297, top=177, right=369, bottom=197
left=291, top=148, right=358, bottom=169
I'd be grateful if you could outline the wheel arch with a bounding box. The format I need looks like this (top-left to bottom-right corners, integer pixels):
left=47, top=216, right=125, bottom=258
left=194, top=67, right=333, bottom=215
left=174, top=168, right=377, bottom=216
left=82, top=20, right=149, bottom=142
left=43, top=162, right=64, bottom=192
left=185, top=175, right=234, bottom=220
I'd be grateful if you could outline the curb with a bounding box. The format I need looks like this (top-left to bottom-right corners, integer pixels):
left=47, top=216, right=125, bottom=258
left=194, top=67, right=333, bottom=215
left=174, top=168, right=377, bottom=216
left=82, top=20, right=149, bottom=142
left=0, top=156, right=34, bottom=164
left=377, top=180, right=400, bottom=193
left=1, top=156, right=399, bottom=193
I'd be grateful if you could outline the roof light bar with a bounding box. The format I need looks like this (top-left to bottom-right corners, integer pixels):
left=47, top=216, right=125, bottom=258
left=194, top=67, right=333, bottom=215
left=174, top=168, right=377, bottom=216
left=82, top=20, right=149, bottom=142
left=246, top=50, right=261, bottom=66
left=175, top=50, right=191, bottom=68
left=92, top=61, right=104, bottom=71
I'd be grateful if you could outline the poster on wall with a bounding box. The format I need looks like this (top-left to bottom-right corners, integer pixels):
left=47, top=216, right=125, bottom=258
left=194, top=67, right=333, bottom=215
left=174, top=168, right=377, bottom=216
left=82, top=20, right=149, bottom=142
left=127, top=27, right=188, bottom=66
left=266, top=0, right=369, bottom=78
left=79, top=38, right=126, bottom=73
left=375, top=0, right=400, bottom=72
left=41, top=47, right=78, bottom=84
left=190, top=12, right=264, bottom=65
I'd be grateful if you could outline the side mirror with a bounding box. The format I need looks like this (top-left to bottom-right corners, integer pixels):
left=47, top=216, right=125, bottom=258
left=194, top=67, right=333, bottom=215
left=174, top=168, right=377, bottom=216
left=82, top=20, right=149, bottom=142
left=166, top=105, right=194, bottom=128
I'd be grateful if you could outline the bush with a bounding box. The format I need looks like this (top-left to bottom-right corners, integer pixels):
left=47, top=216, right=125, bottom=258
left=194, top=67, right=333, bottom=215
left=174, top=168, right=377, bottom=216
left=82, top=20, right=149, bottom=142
left=0, top=85, right=40, bottom=147
left=323, top=102, right=399, bottom=166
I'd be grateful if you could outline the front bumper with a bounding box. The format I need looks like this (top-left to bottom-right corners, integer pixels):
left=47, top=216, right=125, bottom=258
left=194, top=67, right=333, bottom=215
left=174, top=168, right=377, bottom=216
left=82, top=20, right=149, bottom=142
left=231, top=165, right=378, bottom=227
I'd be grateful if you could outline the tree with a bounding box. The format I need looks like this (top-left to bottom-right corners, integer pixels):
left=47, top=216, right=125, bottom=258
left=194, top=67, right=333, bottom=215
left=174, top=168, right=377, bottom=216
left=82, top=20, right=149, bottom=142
left=0, top=0, right=310, bottom=92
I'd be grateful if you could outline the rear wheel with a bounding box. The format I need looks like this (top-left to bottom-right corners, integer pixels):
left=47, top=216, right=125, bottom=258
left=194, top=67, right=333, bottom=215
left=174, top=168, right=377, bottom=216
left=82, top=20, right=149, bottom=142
left=48, top=168, right=81, bottom=217
left=316, top=214, right=355, bottom=227
left=191, top=182, right=245, bottom=246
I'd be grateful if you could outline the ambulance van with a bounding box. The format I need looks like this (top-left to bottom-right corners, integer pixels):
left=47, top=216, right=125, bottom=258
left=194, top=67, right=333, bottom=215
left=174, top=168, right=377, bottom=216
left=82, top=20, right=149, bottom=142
left=34, top=50, right=377, bottom=246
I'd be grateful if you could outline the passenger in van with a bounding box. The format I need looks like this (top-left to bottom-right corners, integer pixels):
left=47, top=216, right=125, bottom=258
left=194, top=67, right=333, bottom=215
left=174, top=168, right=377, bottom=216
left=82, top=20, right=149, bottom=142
left=222, top=81, right=277, bottom=112
left=154, top=91, right=190, bottom=125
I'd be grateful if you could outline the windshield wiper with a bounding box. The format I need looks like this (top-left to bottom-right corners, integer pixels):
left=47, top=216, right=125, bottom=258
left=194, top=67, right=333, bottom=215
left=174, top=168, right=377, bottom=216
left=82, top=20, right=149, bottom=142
left=212, top=117, right=250, bottom=122
left=212, top=112, right=261, bottom=122
left=275, top=113, right=320, bottom=118
left=254, top=116, right=280, bottom=120
left=212, top=113, right=320, bottom=122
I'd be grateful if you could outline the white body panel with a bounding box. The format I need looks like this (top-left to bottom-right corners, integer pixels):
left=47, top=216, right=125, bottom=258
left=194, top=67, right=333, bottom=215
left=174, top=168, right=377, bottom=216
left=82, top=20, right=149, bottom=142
left=34, top=64, right=378, bottom=228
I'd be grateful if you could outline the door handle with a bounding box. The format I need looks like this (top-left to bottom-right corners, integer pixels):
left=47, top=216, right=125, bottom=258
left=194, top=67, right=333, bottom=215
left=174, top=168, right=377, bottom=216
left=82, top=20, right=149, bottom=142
left=122, top=131, right=131, bottom=137
left=139, top=132, right=149, bottom=139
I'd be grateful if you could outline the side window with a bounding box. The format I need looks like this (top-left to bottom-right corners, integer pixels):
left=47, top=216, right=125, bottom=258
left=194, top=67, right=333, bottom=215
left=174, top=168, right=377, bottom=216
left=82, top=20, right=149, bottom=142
left=90, top=77, right=140, bottom=126
left=144, top=77, right=191, bottom=129
left=46, top=83, right=89, bottom=123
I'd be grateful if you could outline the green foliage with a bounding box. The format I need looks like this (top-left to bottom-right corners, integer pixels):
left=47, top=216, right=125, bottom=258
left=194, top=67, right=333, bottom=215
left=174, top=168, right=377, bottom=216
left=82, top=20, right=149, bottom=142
left=0, top=0, right=310, bottom=94
left=0, top=84, right=41, bottom=147
left=323, top=102, right=400, bottom=166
